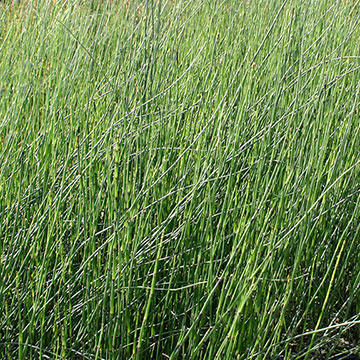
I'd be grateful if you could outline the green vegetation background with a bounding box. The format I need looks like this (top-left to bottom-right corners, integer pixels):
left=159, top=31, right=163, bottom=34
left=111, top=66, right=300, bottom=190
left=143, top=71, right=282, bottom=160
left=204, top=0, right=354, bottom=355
left=0, top=0, right=360, bottom=359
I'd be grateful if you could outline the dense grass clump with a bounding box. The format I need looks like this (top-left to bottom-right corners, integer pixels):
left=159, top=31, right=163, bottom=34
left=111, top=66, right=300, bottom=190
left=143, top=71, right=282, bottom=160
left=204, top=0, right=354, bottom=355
left=1, top=0, right=360, bottom=359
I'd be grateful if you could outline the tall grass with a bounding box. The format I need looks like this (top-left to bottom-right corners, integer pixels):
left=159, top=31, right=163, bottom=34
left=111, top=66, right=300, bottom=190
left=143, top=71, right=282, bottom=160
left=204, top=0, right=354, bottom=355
left=1, top=0, right=360, bottom=359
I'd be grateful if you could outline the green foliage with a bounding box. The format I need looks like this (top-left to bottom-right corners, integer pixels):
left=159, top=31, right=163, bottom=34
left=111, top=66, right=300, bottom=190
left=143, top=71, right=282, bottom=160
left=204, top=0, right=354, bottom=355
left=1, top=0, right=360, bottom=359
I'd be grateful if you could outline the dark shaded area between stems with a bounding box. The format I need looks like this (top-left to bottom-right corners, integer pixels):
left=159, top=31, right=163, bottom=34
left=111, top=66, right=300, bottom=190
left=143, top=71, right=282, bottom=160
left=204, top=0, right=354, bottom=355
left=276, top=354, right=360, bottom=360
